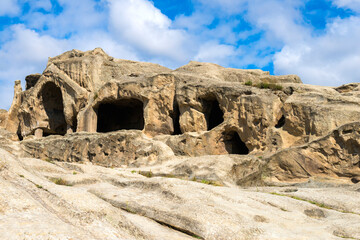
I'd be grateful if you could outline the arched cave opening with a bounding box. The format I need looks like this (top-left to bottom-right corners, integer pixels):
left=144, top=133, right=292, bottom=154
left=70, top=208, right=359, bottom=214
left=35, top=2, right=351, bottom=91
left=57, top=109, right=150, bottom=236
left=275, top=115, right=286, bottom=128
left=201, top=96, right=224, bottom=130
left=171, top=102, right=182, bottom=135
left=41, top=82, right=67, bottom=136
left=96, top=98, right=144, bottom=133
left=223, top=131, right=249, bottom=155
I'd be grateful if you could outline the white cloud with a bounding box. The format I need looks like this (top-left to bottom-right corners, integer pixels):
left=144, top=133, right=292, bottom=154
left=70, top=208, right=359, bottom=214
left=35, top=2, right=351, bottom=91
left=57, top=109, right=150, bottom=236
left=68, top=30, right=139, bottom=61
left=195, top=42, right=236, bottom=65
left=22, top=0, right=107, bottom=38
left=0, top=0, right=20, bottom=16
left=333, top=0, right=360, bottom=12
left=245, top=0, right=309, bottom=45
left=274, top=16, right=360, bottom=85
left=107, top=0, right=190, bottom=62
left=0, top=24, right=68, bottom=109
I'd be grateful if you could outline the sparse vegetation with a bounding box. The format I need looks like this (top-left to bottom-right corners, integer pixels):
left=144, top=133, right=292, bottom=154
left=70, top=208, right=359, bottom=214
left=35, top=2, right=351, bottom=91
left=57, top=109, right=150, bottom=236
left=93, top=92, right=98, bottom=100
left=72, top=171, right=77, bottom=175
left=44, top=158, right=54, bottom=164
left=245, top=80, right=253, bottom=86
left=256, top=82, right=283, bottom=90
left=19, top=175, right=24, bottom=178
left=162, top=174, right=175, bottom=178
left=50, top=178, right=72, bottom=186
left=257, top=82, right=270, bottom=89
left=244, top=81, right=283, bottom=91
left=268, top=192, right=357, bottom=214
left=138, top=170, right=153, bottom=178
left=36, top=184, right=43, bottom=189
left=131, top=170, right=136, bottom=174
left=190, top=176, right=223, bottom=186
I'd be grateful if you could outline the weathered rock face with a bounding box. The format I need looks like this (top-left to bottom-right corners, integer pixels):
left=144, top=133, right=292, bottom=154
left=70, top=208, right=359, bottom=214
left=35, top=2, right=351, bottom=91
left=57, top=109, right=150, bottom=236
left=25, top=73, right=41, bottom=90
left=265, top=122, right=360, bottom=184
left=2, top=47, right=360, bottom=185
left=0, top=110, right=7, bottom=128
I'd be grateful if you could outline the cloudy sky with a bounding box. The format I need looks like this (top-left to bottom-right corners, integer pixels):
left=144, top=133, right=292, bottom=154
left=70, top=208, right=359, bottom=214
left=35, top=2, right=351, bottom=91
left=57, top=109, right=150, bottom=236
left=0, top=0, right=359, bottom=109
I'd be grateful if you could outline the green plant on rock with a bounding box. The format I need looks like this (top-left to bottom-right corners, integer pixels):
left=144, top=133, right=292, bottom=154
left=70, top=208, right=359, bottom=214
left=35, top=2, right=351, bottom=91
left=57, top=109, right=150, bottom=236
left=255, top=82, right=283, bottom=91
left=51, top=178, right=72, bottom=186
left=257, top=82, right=270, bottom=89
left=138, top=170, right=153, bottom=178
left=44, top=158, right=54, bottom=164
left=245, top=80, right=253, bottom=86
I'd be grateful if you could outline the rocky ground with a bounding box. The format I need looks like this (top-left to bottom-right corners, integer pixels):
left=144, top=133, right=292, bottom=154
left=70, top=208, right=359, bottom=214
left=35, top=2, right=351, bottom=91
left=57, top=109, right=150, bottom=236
left=1, top=133, right=360, bottom=240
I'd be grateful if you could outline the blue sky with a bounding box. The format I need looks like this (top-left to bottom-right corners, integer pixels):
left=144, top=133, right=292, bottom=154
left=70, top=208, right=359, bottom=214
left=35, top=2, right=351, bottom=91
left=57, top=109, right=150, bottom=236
left=1, top=0, right=360, bottom=109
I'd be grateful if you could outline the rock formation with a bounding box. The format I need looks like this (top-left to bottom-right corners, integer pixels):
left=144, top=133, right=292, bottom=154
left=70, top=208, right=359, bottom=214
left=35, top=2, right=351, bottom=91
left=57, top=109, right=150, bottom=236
left=0, top=48, right=360, bottom=239
left=2, top=47, right=358, bottom=184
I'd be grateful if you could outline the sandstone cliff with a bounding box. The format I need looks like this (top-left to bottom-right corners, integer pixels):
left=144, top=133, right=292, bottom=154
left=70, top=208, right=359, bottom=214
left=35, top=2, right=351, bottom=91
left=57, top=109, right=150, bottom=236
left=1, top=47, right=358, bottom=185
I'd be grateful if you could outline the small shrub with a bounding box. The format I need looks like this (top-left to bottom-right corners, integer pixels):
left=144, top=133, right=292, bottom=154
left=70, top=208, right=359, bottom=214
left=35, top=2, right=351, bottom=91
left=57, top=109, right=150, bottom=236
left=19, top=174, right=24, bottom=178
left=44, top=158, right=54, bottom=164
left=131, top=170, right=136, bottom=174
left=51, top=178, right=72, bottom=186
left=245, top=80, right=253, bottom=86
left=72, top=171, right=77, bottom=175
left=163, top=174, right=175, bottom=178
left=200, top=179, right=223, bottom=186
left=139, top=170, right=153, bottom=178
left=36, top=184, right=43, bottom=189
left=201, top=179, right=211, bottom=184
left=191, top=178, right=223, bottom=186
left=270, top=84, right=283, bottom=91
left=255, top=82, right=283, bottom=91
left=257, top=82, right=270, bottom=89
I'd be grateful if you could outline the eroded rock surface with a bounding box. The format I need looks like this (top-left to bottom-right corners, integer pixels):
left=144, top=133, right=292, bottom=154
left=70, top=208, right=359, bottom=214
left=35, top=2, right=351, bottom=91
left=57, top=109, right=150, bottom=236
left=1, top=146, right=360, bottom=240
left=1, top=48, right=360, bottom=239
left=0, top=47, right=357, bottom=184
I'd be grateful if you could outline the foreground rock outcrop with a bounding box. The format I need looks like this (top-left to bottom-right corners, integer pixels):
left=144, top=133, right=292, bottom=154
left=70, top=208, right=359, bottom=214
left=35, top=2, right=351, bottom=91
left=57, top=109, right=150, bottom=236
left=0, top=48, right=360, bottom=239
left=1, top=144, right=360, bottom=240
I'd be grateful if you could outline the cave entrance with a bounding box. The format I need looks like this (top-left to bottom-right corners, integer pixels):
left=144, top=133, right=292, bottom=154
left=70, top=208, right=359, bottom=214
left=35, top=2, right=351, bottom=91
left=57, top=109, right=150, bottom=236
left=96, top=98, right=144, bottom=133
left=41, top=82, right=67, bottom=136
left=201, top=96, right=224, bottom=130
left=171, top=102, right=182, bottom=135
left=275, top=115, right=285, bottom=128
left=223, top=131, right=249, bottom=155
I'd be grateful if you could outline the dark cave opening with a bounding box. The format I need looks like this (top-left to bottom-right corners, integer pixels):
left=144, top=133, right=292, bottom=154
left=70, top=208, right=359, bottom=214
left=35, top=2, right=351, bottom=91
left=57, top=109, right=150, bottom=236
left=201, top=96, right=224, bottom=131
left=171, top=103, right=182, bottom=135
left=96, top=98, right=144, bottom=133
left=223, top=131, right=249, bottom=155
left=41, top=82, right=67, bottom=136
left=275, top=115, right=286, bottom=128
